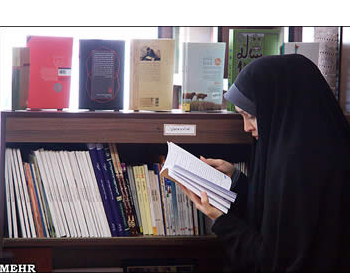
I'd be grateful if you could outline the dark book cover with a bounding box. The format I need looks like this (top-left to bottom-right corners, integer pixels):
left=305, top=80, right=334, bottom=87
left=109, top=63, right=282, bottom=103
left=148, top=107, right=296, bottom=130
left=95, top=144, right=125, bottom=236
left=103, top=144, right=130, bottom=236
left=87, top=144, right=118, bottom=237
left=79, top=40, right=125, bottom=110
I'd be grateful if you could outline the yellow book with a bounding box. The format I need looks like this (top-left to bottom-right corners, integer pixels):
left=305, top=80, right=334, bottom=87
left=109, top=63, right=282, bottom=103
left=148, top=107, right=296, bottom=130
left=132, top=166, right=148, bottom=235
left=139, top=165, right=154, bottom=235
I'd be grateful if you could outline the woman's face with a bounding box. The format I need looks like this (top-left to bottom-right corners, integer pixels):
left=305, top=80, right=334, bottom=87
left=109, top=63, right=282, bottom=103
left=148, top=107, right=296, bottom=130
left=235, top=106, right=258, bottom=140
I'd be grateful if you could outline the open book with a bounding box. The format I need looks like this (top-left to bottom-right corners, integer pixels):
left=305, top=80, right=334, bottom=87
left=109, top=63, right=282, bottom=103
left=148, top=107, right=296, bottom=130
left=160, top=142, right=237, bottom=214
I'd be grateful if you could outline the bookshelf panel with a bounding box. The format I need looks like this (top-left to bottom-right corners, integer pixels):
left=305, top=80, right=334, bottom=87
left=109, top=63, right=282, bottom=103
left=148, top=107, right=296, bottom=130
left=3, top=111, right=251, bottom=144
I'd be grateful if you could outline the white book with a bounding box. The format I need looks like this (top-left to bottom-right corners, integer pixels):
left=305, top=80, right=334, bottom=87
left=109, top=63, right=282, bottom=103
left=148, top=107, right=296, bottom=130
left=160, top=142, right=236, bottom=214
left=54, top=151, right=78, bottom=237
left=145, top=167, right=157, bottom=235
left=175, top=184, right=183, bottom=235
left=42, top=150, right=69, bottom=237
left=75, top=151, right=100, bottom=237
left=10, top=148, right=29, bottom=237
left=34, top=149, right=63, bottom=237
left=64, top=151, right=90, bottom=237
left=59, top=151, right=84, bottom=237
left=83, top=151, right=111, bottom=237
left=50, top=151, right=77, bottom=237
left=151, top=171, right=165, bottom=236
left=156, top=168, right=169, bottom=236
left=9, top=148, right=23, bottom=238
left=192, top=203, right=199, bottom=236
left=150, top=170, right=161, bottom=236
left=186, top=194, right=194, bottom=235
left=16, top=148, right=37, bottom=238
left=69, top=151, right=96, bottom=237
left=5, top=149, right=14, bottom=238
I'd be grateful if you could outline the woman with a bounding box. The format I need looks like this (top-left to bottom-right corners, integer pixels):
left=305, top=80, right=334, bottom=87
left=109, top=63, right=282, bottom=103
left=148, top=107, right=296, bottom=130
left=181, top=54, right=350, bottom=272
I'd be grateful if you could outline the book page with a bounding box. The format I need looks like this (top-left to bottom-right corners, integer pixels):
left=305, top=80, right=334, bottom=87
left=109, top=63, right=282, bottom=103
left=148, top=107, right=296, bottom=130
left=163, top=142, right=232, bottom=190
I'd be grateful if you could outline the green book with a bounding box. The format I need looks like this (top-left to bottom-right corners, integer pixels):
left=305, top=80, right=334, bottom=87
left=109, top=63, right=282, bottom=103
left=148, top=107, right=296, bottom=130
left=12, top=47, right=30, bottom=110
left=227, top=29, right=280, bottom=111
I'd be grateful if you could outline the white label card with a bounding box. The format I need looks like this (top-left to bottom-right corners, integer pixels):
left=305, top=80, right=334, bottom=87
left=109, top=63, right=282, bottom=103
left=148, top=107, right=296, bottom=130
left=163, top=124, right=196, bottom=136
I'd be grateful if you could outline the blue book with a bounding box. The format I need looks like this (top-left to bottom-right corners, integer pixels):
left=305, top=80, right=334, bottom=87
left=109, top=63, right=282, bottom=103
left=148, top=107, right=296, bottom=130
left=87, top=143, right=119, bottom=237
left=103, top=144, right=130, bottom=236
left=95, top=143, right=125, bottom=236
left=170, top=179, right=179, bottom=235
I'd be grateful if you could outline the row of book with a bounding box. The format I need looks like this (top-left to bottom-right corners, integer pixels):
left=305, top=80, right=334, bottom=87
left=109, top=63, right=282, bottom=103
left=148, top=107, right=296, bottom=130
left=16, top=28, right=316, bottom=112
left=4, top=144, right=247, bottom=238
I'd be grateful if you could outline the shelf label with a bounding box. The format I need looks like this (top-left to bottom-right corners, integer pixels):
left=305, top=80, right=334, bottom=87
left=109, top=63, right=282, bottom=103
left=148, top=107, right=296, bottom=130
left=163, top=124, right=196, bottom=136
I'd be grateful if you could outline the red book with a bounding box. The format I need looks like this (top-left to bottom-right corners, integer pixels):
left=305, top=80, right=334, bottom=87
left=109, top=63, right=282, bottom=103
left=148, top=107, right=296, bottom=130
left=27, top=36, right=73, bottom=109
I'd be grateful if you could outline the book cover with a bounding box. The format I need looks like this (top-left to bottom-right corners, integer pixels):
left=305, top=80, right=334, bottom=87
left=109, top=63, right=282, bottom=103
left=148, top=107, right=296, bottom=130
left=139, top=165, right=154, bottom=235
left=227, top=29, right=280, bottom=111
left=132, top=165, right=150, bottom=235
left=103, top=144, right=130, bottom=236
left=181, top=42, right=226, bottom=112
left=122, top=163, right=141, bottom=235
left=26, top=36, right=73, bottom=109
left=281, top=42, right=319, bottom=66
left=129, top=39, right=175, bottom=111
left=79, top=40, right=125, bottom=110
left=109, top=143, right=138, bottom=235
left=87, top=144, right=119, bottom=237
left=95, top=143, right=125, bottom=236
left=12, top=47, right=30, bottom=110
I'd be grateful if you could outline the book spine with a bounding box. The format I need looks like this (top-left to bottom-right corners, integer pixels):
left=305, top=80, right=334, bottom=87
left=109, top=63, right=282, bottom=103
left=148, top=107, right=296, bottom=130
left=140, top=165, right=154, bottom=235
left=87, top=144, right=119, bottom=237
left=5, top=149, right=14, bottom=238
left=103, top=144, right=130, bottom=236
left=95, top=143, right=125, bottom=236
left=133, top=166, right=149, bottom=235
left=24, top=162, right=44, bottom=237
left=127, top=165, right=143, bottom=234
left=122, top=163, right=140, bottom=235
left=227, top=29, right=235, bottom=112
left=109, top=143, right=137, bottom=235
left=153, top=164, right=167, bottom=236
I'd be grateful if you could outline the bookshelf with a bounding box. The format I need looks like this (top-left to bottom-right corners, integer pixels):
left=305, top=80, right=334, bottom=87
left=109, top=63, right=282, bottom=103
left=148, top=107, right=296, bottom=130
left=0, top=110, right=252, bottom=272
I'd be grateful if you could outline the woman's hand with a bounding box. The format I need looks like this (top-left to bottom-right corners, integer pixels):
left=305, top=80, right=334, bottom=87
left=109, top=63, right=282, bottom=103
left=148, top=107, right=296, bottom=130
left=180, top=184, right=223, bottom=220
left=200, top=156, right=235, bottom=177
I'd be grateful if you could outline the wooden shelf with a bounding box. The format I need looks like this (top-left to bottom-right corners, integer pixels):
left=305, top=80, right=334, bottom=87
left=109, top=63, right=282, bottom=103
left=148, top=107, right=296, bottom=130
left=0, top=110, right=242, bottom=272
left=1, top=110, right=251, bottom=144
left=3, top=235, right=219, bottom=248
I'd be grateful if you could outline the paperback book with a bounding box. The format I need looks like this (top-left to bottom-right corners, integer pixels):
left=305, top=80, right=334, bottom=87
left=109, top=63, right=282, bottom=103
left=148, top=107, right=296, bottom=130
left=182, top=42, right=226, bottom=112
left=160, top=142, right=236, bottom=213
left=227, top=29, right=280, bottom=111
left=12, top=47, right=30, bottom=110
left=129, top=39, right=175, bottom=111
left=26, top=36, right=73, bottom=110
left=79, top=40, right=125, bottom=110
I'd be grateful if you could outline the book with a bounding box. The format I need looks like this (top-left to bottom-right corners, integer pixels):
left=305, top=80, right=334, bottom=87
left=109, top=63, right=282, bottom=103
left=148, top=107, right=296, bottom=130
left=87, top=144, right=119, bottom=237
left=181, top=42, right=226, bottom=112
left=103, top=145, right=130, bottom=236
left=12, top=47, right=30, bottom=110
left=132, top=165, right=150, bottom=235
left=95, top=143, right=125, bottom=236
left=280, top=42, right=319, bottom=66
left=26, top=36, right=73, bottom=109
left=139, top=165, right=154, bottom=235
left=24, top=162, right=44, bottom=237
left=227, top=29, right=280, bottom=111
left=79, top=40, right=125, bottom=110
left=126, top=165, right=143, bottom=234
left=109, top=143, right=138, bottom=235
left=160, top=142, right=237, bottom=214
left=129, top=39, right=175, bottom=111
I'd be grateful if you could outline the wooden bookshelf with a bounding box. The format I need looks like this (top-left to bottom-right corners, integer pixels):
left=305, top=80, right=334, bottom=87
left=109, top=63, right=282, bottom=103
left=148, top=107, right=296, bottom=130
left=0, top=110, right=252, bottom=272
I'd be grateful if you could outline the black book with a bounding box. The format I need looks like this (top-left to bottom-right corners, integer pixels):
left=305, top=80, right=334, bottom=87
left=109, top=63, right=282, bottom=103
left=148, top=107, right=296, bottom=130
left=79, top=39, right=125, bottom=110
